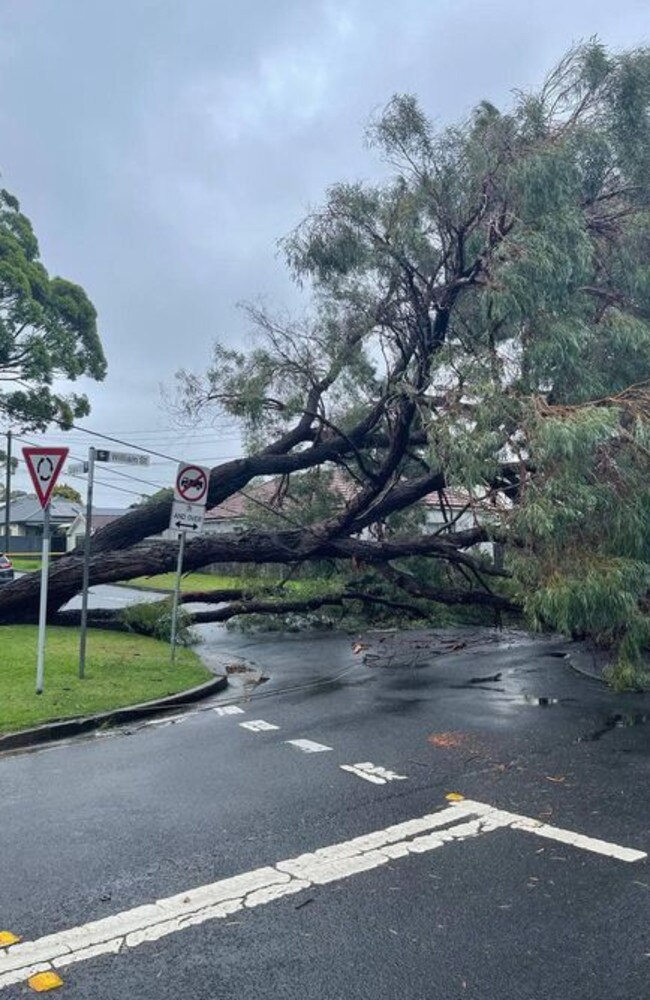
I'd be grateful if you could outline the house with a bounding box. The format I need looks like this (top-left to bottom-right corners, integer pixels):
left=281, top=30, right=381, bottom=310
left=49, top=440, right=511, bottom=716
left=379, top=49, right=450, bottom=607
left=0, top=496, right=83, bottom=554
left=164, top=475, right=507, bottom=549
left=66, top=507, right=128, bottom=551
left=161, top=480, right=282, bottom=541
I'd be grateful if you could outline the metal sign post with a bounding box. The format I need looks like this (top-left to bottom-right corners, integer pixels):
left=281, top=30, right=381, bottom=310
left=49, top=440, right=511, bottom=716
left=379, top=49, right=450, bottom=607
left=4, top=429, right=12, bottom=556
left=35, top=503, right=51, bottom=695
left=169, top=462, right=209, bottom=661
left=170, top=531, right=186, bottom=663
left=22, top=446, right=69, bottom=694
left=79, top=446, right=96, bottom=679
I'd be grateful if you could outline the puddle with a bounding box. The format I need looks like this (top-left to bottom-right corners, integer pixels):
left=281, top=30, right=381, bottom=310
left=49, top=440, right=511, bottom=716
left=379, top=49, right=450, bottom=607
left=375, top=697, right=426, bottom=714
left=578, top=713, right=649, bottom=742
left=451, top=684, right=506, bottom=692
left=515, top=696, right=562, bottom=706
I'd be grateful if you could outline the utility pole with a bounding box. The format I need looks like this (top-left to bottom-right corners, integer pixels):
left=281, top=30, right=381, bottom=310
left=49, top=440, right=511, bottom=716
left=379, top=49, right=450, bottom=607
left=4, top=429, right=11, bottom=555
left=79, top=447, right=96, bottom=679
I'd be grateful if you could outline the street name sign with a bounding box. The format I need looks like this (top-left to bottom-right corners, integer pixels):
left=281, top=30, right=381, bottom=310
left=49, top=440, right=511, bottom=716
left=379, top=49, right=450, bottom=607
left=170, top=500, right=205, bottom=535
left=22, top=447, right=69, bottom=508
left=95, top=450, right=150, bottom=466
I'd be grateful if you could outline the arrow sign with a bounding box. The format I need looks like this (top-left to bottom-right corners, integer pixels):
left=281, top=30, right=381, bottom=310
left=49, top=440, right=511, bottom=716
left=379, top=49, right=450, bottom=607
left=174, top=463, right=209, bottom=505
left=170, top=499, right=205, bottom=535
left=22, top=447, right=69, bottom=508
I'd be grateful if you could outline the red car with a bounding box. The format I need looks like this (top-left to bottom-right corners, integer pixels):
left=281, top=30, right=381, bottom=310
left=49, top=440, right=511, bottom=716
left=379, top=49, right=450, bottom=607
left=0, top=554, right=14, bottom=584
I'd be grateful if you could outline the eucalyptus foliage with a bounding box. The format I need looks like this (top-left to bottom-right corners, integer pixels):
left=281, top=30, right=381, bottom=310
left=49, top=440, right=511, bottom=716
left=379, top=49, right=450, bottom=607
left=0, top=188, right=106, bottom=429
left=177, top=42, right=649, bottom=683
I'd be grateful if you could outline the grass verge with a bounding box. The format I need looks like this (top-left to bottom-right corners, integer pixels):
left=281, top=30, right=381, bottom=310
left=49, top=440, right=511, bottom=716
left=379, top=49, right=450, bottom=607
left=0, top=625, right=210, bottom=734
left=125, top=571, right=243, bottom=592
left=124, top=573, right=339, bottom=597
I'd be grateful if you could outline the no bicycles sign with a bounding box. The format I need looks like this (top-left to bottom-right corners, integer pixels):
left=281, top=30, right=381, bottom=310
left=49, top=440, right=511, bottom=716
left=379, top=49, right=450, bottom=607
left=174, top=462, right=209, bottom=505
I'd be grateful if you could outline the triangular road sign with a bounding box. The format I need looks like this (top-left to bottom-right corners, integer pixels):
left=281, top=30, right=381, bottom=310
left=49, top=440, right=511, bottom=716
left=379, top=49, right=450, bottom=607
left=22, top=447, right=69, bottom=508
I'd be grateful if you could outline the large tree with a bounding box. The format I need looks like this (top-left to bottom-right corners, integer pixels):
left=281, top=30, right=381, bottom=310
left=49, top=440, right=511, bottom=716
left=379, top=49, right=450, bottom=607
left=52, top=483, right=83, bottom=504
left=1, top=42, right=648, bottom=685
left=0, top=188, right=106, bottom=429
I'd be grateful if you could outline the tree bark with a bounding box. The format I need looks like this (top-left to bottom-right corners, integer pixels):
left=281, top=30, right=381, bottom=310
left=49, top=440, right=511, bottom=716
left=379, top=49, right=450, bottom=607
left=0, top=525, right=497, bottom=624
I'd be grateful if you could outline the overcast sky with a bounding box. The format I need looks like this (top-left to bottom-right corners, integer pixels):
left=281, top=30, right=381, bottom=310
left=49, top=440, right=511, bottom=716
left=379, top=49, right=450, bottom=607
left=0, top=0, right=647, bottom=504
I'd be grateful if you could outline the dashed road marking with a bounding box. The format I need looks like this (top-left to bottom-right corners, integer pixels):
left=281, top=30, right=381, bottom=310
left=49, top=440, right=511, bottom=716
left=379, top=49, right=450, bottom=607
left=0, top=798, right=644, bottom=989
left=239, top=720, right=279, bottom=732
left=285, top=739, right=333, bottom=754
left=340, top=762, right=408, bottom=784
left=213, top=706, right=245, bottom=716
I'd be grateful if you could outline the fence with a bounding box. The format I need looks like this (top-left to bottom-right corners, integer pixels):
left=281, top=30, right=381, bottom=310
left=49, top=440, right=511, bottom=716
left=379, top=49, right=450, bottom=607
left=4, top=536, right=67, bottom=555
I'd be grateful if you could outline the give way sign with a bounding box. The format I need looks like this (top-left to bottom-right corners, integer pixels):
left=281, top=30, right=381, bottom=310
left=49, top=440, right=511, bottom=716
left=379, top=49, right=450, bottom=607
left=22, top=447, right=69, bottom=508
left=174, top=462, right=209, bottom=506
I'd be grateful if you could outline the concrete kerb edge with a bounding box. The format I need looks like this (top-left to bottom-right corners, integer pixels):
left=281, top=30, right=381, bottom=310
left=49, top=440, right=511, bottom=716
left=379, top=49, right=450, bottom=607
left=565, top=650, right=607, bottom=684
left=0, top=674, right=228, bottom=753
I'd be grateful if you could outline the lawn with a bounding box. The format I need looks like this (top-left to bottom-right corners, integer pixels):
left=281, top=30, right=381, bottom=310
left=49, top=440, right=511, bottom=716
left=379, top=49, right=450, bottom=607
left=0, top=626, right=210, bottom=733
left=8, top=557, right=49, bottom=572
left=125, top=571, right=244, bottom=592
left=124, top=572, right=339, bottom=597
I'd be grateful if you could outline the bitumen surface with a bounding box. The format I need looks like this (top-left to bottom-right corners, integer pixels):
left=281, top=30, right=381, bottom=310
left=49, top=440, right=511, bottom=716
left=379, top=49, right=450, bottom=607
left=1, top=626, right=648, bottom=999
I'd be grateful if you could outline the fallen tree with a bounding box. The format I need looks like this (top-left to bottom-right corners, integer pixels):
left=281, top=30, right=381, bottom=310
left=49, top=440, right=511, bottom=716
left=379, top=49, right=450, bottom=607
left=1, top=42, right=648, bottom=685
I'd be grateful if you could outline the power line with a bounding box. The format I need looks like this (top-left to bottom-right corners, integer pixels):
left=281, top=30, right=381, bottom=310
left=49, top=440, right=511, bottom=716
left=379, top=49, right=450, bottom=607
left=13, top=435, right=168, bottom=493
left=66, top=472, right=144, bottom=499
left=11, top=418, right=327, bottom=538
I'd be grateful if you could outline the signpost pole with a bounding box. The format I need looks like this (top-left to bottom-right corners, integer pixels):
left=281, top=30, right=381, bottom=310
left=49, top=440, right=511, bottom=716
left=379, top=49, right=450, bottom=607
left=35, top=503, right=51, bottom=694
left=21, top=445, right=69, bottom=695
left=170, top=531, right=185, bottom=662
left=4, top=429, right=12, bottom=556
left=79, top=446, right=95, bottom=679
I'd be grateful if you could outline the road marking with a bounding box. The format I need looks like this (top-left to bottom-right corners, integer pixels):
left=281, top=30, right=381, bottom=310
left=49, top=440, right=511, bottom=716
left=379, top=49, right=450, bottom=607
left=340, top=762, right=408, bottom=784
left=27, top=970, right=63, bottom=992
left=239, top=720, right=279, bottom=732
left=285, top=739, right=333, bottom=754
left=213, top=706, right=245, bottom=716
left=141, top=714, right=189, bottom=729
left=0, top=799, right=645, bottom=989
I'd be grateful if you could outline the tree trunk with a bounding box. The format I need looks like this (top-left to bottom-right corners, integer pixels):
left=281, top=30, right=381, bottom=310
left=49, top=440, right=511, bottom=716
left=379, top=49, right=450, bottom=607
left=0, top=525, right=495, bottom=624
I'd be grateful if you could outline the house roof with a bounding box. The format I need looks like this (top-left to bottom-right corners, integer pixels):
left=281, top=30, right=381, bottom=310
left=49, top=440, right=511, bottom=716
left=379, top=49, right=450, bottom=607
left=0, top=496, right=84, bottom=525
left=203, top=475, right=509, bottom=524
left=68, top=507, right=128, bottom=532
left=89, top=509, right=126, bottom=531
left=204, top=480, right=281, bottom=521
left=422, top=488, right=510, bottom=512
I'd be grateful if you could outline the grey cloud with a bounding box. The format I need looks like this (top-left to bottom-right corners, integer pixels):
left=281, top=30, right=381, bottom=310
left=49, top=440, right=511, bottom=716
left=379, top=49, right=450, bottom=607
left=0, top=0, right=646, bottom=502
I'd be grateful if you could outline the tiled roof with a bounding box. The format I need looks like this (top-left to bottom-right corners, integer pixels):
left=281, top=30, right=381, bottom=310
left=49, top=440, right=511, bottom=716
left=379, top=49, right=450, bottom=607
left=203, top=475, right=508, bottom=523
left=0, top=496, right=84, bottom=524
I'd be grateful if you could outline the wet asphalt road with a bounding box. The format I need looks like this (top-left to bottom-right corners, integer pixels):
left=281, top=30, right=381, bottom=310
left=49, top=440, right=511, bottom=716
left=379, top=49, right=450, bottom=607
left=0, top=627, right=649, bottom=999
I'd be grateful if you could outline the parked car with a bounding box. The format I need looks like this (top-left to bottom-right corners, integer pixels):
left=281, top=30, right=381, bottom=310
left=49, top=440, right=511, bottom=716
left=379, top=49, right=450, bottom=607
left=0, top=554, right=14, bottom=584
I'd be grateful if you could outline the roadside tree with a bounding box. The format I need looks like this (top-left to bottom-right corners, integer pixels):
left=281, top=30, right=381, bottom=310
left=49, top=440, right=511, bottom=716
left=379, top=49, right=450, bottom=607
left=0, top=42, right=647, bottom=684
left=0, top=188, right=106, bottom=430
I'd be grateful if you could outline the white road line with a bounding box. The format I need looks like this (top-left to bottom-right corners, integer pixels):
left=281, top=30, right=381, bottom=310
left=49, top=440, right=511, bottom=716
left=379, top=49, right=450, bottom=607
left=285, top=739, right=333, bottom=754
left=239, top=720, right=279, bottom=732
left=141, top=713, right=189, bottom=727
left=0, top=799, right=645, bottom=989
left=213, top=706, right=245, bottom=717
left=340, top=762, right=408, bottom=784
